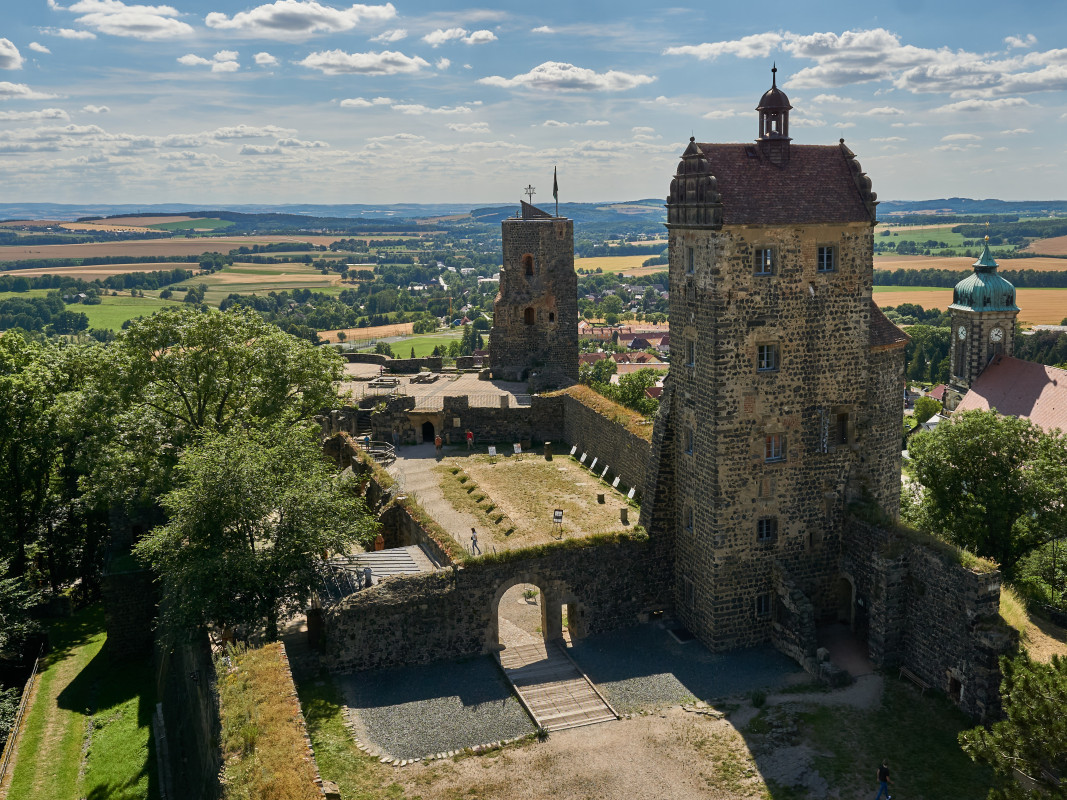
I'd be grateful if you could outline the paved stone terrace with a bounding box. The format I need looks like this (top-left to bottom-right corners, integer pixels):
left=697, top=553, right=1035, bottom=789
left=341, top=364, right=528, bottom=407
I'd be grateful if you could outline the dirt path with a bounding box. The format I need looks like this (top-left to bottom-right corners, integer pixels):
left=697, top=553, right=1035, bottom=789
left=1024, top=611, right=1067, bottom=662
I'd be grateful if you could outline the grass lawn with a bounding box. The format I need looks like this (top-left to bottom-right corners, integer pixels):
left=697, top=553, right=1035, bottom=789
left=296, top=674, right=408, bottom=800
left=7, top=605, right=158, bottom=800
left=379, top=331, right=464, bottom=357
left=79, top=295, right=184, bottom=329
left=875, top=223, right=970, bottom=247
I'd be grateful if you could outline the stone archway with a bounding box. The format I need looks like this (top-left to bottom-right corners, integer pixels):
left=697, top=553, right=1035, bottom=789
left=488, top=573, right=569, bottom=652
left=421, top=420, right=435, bottom=442
left=835, top=574, right=856, bottom=629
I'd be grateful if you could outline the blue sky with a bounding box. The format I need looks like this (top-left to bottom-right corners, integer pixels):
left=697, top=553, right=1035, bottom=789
left=2, top=0, right=1067, bottom=205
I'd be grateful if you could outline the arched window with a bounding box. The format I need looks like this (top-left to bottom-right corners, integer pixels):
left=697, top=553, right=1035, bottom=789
left=549, top=312, right=555, bottom=323
left=524, top=307, right=535, bottom=325
left=522, top=254, right=534, bottom=276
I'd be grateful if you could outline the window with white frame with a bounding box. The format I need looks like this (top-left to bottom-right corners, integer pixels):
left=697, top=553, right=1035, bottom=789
left=757, top=517, right=778, bottom=543
left=817, top=245, right=835, bottom=272
left=764, top=433, right=785, bottom=462
left=754, top=247, right=775, bottom=275
left=757, top=343, right=779, bottom=372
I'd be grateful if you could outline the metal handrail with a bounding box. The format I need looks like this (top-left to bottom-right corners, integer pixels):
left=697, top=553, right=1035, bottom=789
left=0, top=644, right=45, bottom=784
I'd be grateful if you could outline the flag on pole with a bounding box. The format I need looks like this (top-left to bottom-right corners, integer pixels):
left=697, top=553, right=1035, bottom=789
left=553, top=166, right=559, bottom=216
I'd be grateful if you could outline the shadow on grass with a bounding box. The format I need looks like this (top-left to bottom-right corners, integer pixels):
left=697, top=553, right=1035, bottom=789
left=39, top=605, right=108, bottom=669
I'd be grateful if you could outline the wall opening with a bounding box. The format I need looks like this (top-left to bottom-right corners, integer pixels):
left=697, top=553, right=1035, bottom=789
left=835, top=575, right=855, bottom=628
left=948, top=676, right=963, bottom=704
left=524, top=307, right=535, bottom=325
left=522, top=254, right=534, bottom=276
left=421, top=421, right=435, bottom=442
left=496, top=582, right=548, bottom=651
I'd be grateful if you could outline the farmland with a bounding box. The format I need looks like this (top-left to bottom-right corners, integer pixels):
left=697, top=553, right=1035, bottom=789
left=1026, top=235, right=1067, bottom=255
left=0, top=234, right=346, bottom=261
left=875, top=254, right=1067, bottom=272
left=5, top=262, right=199, bottom=279
left=873, top=286, right=1067, bottom=325
left=575, top=255, right=653, bottom=273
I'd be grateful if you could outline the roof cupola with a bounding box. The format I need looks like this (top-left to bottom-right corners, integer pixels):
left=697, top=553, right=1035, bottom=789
left=949, top=238, right=1019, bottom=313
left=756, top=64, right=792, bottom=166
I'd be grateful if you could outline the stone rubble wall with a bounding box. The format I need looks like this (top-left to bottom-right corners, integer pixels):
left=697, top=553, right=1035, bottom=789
left=321, top=535, right=673, bottom=673
left=343, top=353, right=444, bottom=373
left=101, top=568, right=157, bottom=661
left=842, top=517, right=1015, bottom=720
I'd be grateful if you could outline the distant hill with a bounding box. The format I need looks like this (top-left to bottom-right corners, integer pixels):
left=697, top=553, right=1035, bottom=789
left=877, top=199, right=1067, bottom=217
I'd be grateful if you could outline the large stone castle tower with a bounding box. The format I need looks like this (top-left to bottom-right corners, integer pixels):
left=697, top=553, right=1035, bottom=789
left=642, top=69, right=908, bottom=651
left=943, top=242, right=1019, bottom=411
left=489, top=201, right=578, bottom=387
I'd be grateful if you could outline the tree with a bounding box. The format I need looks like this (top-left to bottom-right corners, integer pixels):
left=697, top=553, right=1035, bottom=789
left=337, top=330, right=346, bottom=343
left=906, top=410, right=1067, bottom=577
left=410, top=346, right=416, bottom=358
left=960, top=655, right=1067, bottom=799
left=374, top=341, right=394, bottom=358
left=134, top=424, right=376, bottom=640
left=579, top=357, right=616, bottom=386
left=913, top=395, right=942, bottom=424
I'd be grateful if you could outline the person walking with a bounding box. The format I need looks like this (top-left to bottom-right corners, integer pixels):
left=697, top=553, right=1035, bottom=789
left=874, top=759, right=892, bottom=800
left=434, top=433, right=443, bottom=458
left=470, top=528, right=481, bottom=555
left=466, top=429, right=474, bottom=450
left=392, top=427, right=400, bottom=448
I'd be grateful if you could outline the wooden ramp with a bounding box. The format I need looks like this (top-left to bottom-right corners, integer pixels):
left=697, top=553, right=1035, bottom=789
left=498, top=641, right=618, bottom=732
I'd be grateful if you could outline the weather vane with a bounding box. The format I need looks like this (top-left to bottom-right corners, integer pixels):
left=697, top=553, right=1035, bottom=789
left=524, top=185, right=536, bottom=203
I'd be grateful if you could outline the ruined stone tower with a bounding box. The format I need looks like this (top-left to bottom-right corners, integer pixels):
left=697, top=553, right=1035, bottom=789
left=641, top=69, right=907, bottom=651
left=943, top=242, right=1019, bottom=411
left=489, top=201, right=578, bottom=387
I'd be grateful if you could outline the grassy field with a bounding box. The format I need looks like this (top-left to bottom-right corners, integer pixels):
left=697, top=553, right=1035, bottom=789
left=79, top=295, right=184, bottom=328
left=146, top=218, right=233, bottom=232
left=575, top=255, right=654, bottom=273
left=4, top=262, right=200, bottom=279
left=874, top=223, right=969, bottom=247
left=386, top=331, right=464, bottom=357
left=874, top=285, right=1067, bottom=325
left=875, top=254, right=1067, bottom=271
left=6, top=605, right=158, bottom=800
left=166, top=261, right=345, bottom=305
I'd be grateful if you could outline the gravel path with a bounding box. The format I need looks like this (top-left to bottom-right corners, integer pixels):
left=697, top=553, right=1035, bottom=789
left=388, top=442, right=482, bottom=547
left=337, top=656, right=535, bottom=760
left=567, top=624, right=809, bottom=713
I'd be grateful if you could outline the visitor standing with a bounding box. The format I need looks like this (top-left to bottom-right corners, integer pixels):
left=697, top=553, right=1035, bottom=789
left=434, top=433, right=443, bottom=458
left=471, top=528, right=481, bottom=555
left=874, top=760, right=892, bottom=800
left=466, top=429, right=474, bottom=450
left=392, top=428, right=400, bottom=448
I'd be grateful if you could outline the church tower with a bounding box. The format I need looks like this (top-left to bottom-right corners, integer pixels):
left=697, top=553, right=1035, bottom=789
left=642, top=68, right=906, bottom=652
left=489, top=201, right=578, bottom=387
left=944, top=240, right=1019, bottom=411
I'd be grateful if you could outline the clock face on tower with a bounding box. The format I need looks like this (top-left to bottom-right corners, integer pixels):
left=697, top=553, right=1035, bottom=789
left=990, top=327, right=1004, bottom=342
left=957, top=325, right=967, bottom=340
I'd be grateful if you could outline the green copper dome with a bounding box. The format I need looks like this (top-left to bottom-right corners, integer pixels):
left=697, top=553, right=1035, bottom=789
left=949, top=242, right=1018, bottom=312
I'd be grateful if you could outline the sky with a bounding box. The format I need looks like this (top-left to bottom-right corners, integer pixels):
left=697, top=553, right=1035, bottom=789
left=2, top=0, right=1067, bottom=206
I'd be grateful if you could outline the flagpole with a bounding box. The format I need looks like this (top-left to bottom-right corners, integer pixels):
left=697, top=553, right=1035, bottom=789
left=553, top=166, right=559, bottom=217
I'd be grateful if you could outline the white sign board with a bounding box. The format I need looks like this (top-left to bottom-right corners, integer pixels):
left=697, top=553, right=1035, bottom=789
left=589, top=457, right=598, bottom=471
left=627, top=487, right=636, bottom=499
left=553, top=509, right=564, bottom=524
left=600, top=466, right=610, bottom=479
left=487, top=446, right=497, bottom=457
left=569, top=445, right=577, bottom=456
left=453, top=417, right=461, bottom=428
left=513, top=443, right=522, bottom=455
left=612, top=477, right=620, bottom=488
left=580, top=453, right=587, bottom=464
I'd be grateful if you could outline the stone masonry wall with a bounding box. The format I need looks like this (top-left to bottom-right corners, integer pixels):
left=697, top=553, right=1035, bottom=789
left=322, top=535, right=672, bottom=673
left=862, top=346, right=905, bottom=513
left=561, top=394, right=650, bottom=496
left=343, top=353, right=443, bottom=373
left=843, top=517, right=1016, bottom=720
left=101, top=568, right=157, bottom=661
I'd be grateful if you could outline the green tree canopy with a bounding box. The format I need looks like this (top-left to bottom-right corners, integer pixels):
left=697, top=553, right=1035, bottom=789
left=134, top=424, right=376, bottom=640
left=960, top=655, right=1067, bottom=799
left=913, top=395, right=943, bottom=424
left=906, top=410, right=1067, bottom=577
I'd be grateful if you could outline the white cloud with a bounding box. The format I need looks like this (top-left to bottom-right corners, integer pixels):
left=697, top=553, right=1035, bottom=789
left=479, top=61, right=654, bottom=92
left=941, top=133, right=982, bottom=142
left=833, top=121, right=855, bottom=128
left=339, top=95, right=392, bottom=107
left=205, top=1, right=396, bottom=40
left=1005, top=34, right=1037, bottom=49
left=391, top=103, right=471, bottom=115
left=0, top=39, right=24, bottom=69
left=422, top=27, right=496, bottom=47
left=178, top=50, right=240, bottom=71
left=702, top=108, right=739, bottom=119
left=543, top=119, right=610, bottom=127
left=0, top=82, right=58, bottom=100
left=239, top=144, right=281, bottom=155
left=0, top=108, right=69, bottom=121
left=531, top=25, right=553, bottom=34
left=1000, top=128, right=1032, bottom=135
left=298, top=49, right=429, bottom=75
left=447, top=121, right=489, bottom=132
left=82, top=104, right=109, bottom=113
left=254, top=52, right=279, bottom=66
left=932, top=97, right=1035, bottom=113
left=64, top=0, right=195, bottom=40
left=436, top=57, right=450, bottom=70
left=664, top=32, right=782, bottom=60
left=277, top=136, right=328, bottom=147
left=842, top=106, right=905, bottom=117
left=811, top=93, right=855, bottom=103
left=212, top=124, right=295, bottom=139
left=371, top=28, right=406, bottom=43
left=871, top=136, right=905, bottom=142
left=28, top=42, right=52, bottom=54
left=39, top=27, right=97, bottom=39
left=933, top=143, right=980, bottom=152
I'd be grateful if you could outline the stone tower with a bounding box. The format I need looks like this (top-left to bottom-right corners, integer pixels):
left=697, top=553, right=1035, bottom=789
left=641, top=69, right=907, bottom=652
left=489, top=201, right=578, bottom=387
left=943, top=241, right=1019, bottom=411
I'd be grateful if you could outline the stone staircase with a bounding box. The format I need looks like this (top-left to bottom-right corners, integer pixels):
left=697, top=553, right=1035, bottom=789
left=498, top=640, right=618, bottom=732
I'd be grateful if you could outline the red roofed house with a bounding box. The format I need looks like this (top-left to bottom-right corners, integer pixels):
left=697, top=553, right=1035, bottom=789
left=954, top=355, right=1067, bottom=433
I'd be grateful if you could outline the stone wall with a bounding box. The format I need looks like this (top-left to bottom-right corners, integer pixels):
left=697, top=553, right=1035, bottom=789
left=322, top=534, right=672, bottom=673
left=379, top=504, right=455, bottom=567
left=342, top=353, right=443, bottom=373
left=561, top=393, right=650, bottom=495
left=101, top=567, right=157, bottom=661
left=842, top=517, right=1016, bottom=720
left=862, top=346, right=906, bottom=513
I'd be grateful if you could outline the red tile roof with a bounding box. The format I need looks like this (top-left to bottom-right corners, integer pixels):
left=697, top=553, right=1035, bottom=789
left=955, top=355, right=1067, bottom=433
left=579, top=353, right=608, bottom=365
left=696, top=143, right=874, bottom=226
left=869, top=302, right=909, bottom=351
left=927, top=384, right=947, bottom=402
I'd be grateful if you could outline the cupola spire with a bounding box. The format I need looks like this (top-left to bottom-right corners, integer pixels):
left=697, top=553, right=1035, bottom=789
left=756, top=64, right=792, bottom=165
